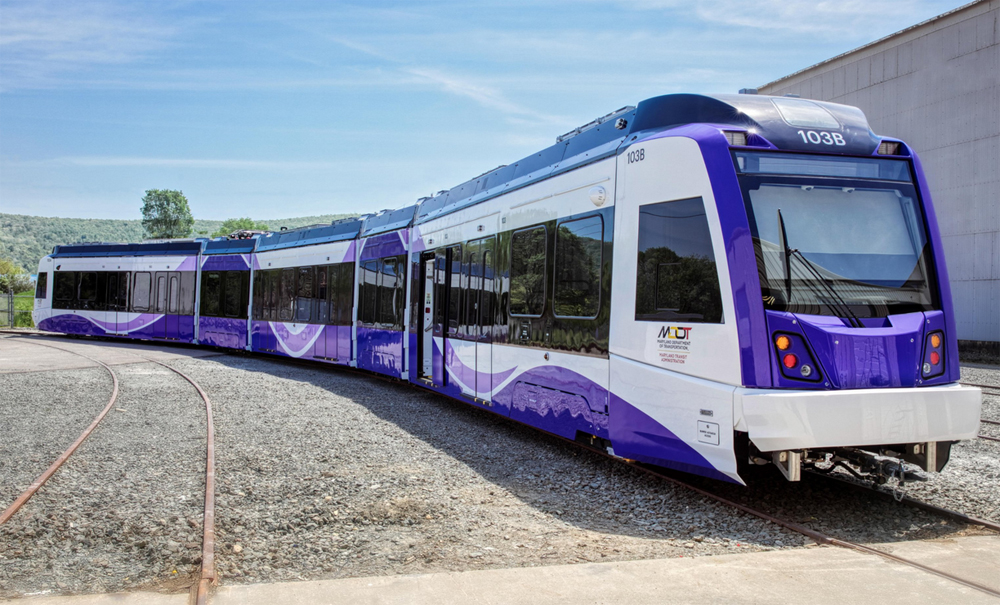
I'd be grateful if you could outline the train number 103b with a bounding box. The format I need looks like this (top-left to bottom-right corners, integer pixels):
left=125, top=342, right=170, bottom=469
left=627, top=148, right=645, bottom=163
left=797, top=130, right=846, bottom=146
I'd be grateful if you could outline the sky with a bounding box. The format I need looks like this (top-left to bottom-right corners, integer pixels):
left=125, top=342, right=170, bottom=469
left=0, top=0, right=972, bottom=221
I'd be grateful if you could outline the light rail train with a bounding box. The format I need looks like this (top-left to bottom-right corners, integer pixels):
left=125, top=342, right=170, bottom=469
left=33, top=93, right=982, bottom=484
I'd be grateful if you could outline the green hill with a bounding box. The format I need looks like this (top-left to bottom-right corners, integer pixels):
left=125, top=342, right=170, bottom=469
left=0, top=213, right=359, bottom=272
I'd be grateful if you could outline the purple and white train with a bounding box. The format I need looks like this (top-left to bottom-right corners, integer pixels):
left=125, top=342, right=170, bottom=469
left=33, top=93, right=982, bottom=484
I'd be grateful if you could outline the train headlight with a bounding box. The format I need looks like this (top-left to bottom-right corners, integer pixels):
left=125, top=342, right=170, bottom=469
left=800, top=365, right=813, bottom=377
left=922, top=363, right=932, bottom=374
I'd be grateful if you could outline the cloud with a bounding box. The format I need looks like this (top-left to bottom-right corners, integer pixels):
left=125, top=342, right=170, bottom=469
left=0, top=0, right=178, bottom=90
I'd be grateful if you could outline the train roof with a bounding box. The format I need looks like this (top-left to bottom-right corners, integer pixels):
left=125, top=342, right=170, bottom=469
left=360, top=205, right=418, bottom=238
left=203, top=237, right=259, bottom=255
left=254, top=217, right=364, bottom=252
left=50, top=240, right=204, bottom=258
left=413, top=93, right=879, bottom=226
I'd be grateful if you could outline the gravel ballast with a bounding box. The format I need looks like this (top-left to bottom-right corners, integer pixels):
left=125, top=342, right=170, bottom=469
left=1, top=340, right=997, bottom=598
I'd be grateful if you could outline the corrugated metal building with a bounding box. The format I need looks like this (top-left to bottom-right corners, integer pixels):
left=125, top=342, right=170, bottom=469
left=758, top=0, right=999, bottom=346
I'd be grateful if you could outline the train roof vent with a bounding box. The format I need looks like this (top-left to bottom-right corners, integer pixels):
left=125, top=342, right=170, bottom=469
left=556, top=106, right=635, bottom=143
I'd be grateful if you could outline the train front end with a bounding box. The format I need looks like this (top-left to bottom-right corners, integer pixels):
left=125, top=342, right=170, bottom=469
left=609, top=93, right=981, bottom=484
left=719, top=95, right=981, bottom=482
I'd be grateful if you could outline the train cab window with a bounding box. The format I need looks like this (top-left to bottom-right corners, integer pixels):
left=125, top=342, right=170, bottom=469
left=54, top=272, right=75, bottom=309
left=132, top=272, right=151, bottom=312
left=35, top=273, right=48, bottom=299
left=635, top=197, right=723, bottom=323
left=202, top=272, right=222, bottom=317
left=554, top=216, right=603, bottom=318
left=509, top=227, right=547, bottom=316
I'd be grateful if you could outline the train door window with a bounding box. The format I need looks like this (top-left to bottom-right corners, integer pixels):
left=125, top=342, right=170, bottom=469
left=393, top=255, right=406, bottom=329
left=336, top=263, right=355, bottom=325
left=465, top=250, right=478, bottom=337
left=119, top=272, right=130, bottom=311
left=202, top=272, right=222, bottom=317
left=53, top=272, right=74, bottom=309
left=316, top=266, right=329, bottom=324
left=635, top=197, right=723, bottom=323
left=154, top=274, right=169, bottom=314
left=35, top=272, right=48, bottom=299
left=378, top=258, right=397, bottom=326
left=252, top=271, right=263, bottom=320
left=481, top=250, right=493, bottom=331
left=179, top=272, right=195, bottom=315
left=107, top=273, right=119, bottom=309
left=279, top=268, right=294, bottom=321
left=79, top=272, right=98, bottom=309
left=447, top=246, right=462, bottom=335
left=168, top=274, right=181, bottom=314
left=132, top=272, right=151, bottom=312
left=554, top=215, right=603, bottom=318
left=224, top=271, right=243, bottom=318
left=509, top=226, right=547, bottom=316
left=295, top=266, right=314, bottom=323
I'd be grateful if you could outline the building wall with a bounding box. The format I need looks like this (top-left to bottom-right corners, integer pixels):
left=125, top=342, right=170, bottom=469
left=759, top=0, right=999, bottom=343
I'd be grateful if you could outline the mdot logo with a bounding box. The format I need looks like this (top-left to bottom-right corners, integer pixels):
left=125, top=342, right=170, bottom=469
left=658, top=325, right=692, bottom=340
left=652, top=325, right=693, bottom=365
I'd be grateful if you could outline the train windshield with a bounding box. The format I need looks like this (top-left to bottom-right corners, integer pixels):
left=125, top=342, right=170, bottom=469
left=735, top=151, right=937, bottom=318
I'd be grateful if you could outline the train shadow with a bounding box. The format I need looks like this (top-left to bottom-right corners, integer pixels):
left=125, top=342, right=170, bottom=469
left=204, top=352, right=971, bottom=548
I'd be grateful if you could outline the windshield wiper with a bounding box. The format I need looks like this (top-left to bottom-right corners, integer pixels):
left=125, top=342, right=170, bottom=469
left=777, top=209, right=864, bottom=328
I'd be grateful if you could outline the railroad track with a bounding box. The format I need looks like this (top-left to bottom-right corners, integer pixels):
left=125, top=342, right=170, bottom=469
left=961, top=382, right=1000, bottom=442
left=4, top=331, right=997, bottom=601
left=0, top=334, right=217, bottom=604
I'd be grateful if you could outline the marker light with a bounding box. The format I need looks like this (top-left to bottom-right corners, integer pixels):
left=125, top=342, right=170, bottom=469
left=930, top=351, right=940, bottom=365
left=775, top=335, right=792, bottom=351
left=930, top=334, right=941, bottom=348
left=782, top=354, right=798, bottom=369
left=878, top=141, right=901, bottom=155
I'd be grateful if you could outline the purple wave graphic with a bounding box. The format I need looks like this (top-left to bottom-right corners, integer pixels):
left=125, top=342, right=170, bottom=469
left=442, top=340, right=516, bottom=393
left=176, top=256, right=197, bottom=272
left=270, top=322, right=325, bottom=357
left=45, top=312, right=164, bottom=333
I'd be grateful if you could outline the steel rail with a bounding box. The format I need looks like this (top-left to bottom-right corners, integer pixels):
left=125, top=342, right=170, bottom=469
left=127, top=354, right=217, bottom=605
left=0, top=338, right=120, bottom=524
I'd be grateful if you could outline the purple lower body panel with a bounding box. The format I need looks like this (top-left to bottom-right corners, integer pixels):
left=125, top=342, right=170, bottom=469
left=200, top=316, right=247, bottom=349
left=609, top=393, right=736, bottom=483
left=250, top=321, right=351, bottom=364
left=39, top=313, right=194, bottom=343
left=493, top=365, right=604, bottom=441
left=357, top=326, right=404, bottom=377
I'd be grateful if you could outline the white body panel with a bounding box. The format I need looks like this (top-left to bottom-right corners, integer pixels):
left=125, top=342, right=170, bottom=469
left=254, top=240, right=354, bottom=269
left=609, top=135, right=742, bottom=385
left=738, top=384, right=982, bottom=452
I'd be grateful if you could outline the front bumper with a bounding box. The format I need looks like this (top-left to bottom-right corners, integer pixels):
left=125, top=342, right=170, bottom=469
left=735, top=383, right=981, bottom=452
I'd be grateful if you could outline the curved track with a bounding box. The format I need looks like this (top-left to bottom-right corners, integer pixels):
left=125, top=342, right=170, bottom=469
left=0, top=334, right=217, bottom=604
left=0, top=338, right=121, bottom=525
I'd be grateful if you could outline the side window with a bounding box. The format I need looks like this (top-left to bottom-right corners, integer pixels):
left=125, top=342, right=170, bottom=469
left=378, top=258, right=397, bottom=326
left=360, top=259, right=379, bottom=325
left=202, top=272, right=221, bottom=317
left=635, top=197, right=723, bottom=323
left=554, top=215, right=603, bottom=318
left=509, top=226, right=547, bottom=316
left=337, top=263, right=355, bottom=325
left=35, top=272, right=48, bottom=299
left=295, top=266, right=314, bottom=323
left=225, top=271, right=243, bottom=318
left=447, top=246, right=462, bottom=334
left=118, top=272, right=130, bottom=311
left=132, top=272, right=151, bottom=312
left=79, top=272, right=98, bottom=306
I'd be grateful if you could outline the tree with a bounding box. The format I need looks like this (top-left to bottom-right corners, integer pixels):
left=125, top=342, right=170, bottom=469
left=211, top=217, right=270, bottom=238
left=0, top=258, right=33, bottom=293
left=141, top=189, right=194, bottom=239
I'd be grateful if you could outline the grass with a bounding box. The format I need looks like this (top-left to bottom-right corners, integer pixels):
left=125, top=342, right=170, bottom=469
left=8, top=292, right=35, bottom=328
